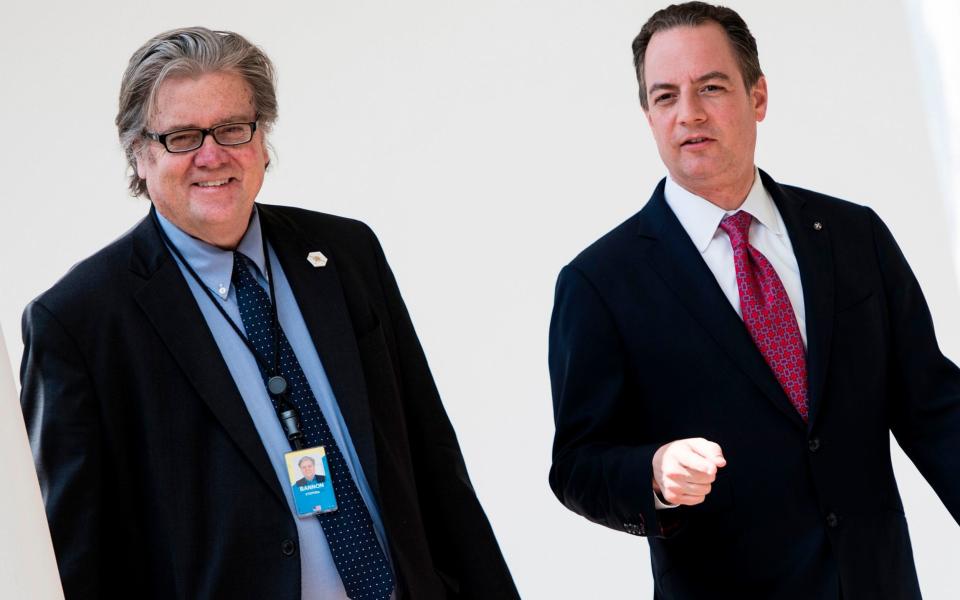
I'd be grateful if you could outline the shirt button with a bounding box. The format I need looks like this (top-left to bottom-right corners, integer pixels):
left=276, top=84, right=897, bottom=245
left=808, top=437, right=821, bottom=452
left=825, top=512, right=839, bottom=528
left=280, top=539, right=297, bottom=556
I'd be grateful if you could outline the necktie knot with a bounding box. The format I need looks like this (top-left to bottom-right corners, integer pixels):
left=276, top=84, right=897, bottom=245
left=232, top=252, right=256, bottom=289
left=719, top=210, right=753, bottom=248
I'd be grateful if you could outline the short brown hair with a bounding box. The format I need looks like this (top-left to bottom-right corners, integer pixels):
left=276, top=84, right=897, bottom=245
left=116, top=27, right=278, bottom=198
left=632, top=2, right=763, bottom=110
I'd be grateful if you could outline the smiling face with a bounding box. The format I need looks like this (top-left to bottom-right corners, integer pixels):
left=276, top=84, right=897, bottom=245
left=643, top=23, right=767, bottom=208
left=136, top=70, right=269, bottom=248
left=299, top=458, right=316, bottom=481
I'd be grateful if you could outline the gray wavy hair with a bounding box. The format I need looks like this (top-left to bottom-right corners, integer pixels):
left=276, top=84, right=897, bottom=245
left=116, top=27, right=278, bottom=198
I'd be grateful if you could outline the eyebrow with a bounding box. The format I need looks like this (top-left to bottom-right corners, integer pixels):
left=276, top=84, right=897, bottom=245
left=647, top=71, right=733, bottom=96
left=159, top=114, right=256, bottom=132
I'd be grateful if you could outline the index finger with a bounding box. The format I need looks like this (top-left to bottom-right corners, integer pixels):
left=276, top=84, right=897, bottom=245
left=686, top=438, right=726, bottom=467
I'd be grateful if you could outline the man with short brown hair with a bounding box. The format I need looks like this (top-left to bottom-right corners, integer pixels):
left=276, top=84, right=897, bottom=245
left=549, top=3, right=960, bottom=598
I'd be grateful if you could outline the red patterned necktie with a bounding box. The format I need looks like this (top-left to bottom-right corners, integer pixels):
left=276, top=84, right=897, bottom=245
left=719, top=211, right=809, bottom=421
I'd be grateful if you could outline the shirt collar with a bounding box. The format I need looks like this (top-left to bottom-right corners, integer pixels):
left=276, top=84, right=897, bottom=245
left=663, top=167, right=781, bottom=253
left=155, top=206, right=267, bottom=299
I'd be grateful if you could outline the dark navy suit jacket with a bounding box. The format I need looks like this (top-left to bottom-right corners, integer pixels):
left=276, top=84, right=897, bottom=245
left=21, top=204, right=518, bottom=599
left=549, top=170, right=960, bottom=599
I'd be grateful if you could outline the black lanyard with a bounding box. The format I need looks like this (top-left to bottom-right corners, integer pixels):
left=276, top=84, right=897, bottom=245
left=151, top=209, right=305, bottom=449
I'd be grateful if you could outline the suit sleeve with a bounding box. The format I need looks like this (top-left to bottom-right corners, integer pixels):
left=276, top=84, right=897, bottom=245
left=548, top=264, right=683, bottom=538
left=362, top=225, right=519, bottom=599
left=20, top=300, right=104, bottom=598
left=871, top=210, right=960, bottom=523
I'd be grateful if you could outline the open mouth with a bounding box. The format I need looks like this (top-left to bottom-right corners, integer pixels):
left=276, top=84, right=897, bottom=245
left=681, top=137, right=713, bottom=147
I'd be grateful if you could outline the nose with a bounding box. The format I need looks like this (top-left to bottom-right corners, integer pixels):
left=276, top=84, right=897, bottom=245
left=192, top=133, right=229, bottom=168
left=677, top=92, right=707, bottom=126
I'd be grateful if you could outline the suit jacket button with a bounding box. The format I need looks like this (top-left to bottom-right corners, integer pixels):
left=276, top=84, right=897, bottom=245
left=808, top=437, right=821, bottom=452
left=825, top=513, right=839, bottom=528
left=281, top=539, right=297, bottom=556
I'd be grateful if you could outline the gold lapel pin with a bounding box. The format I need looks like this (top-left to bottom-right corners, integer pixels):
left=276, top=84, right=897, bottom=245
left=813, top=222, right=823, bottom=231
left=307, top=251, right=328, bottom=267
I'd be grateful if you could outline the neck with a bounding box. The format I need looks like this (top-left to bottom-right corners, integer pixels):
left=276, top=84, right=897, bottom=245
left=188, top=222, right=248, bottom=250
left=153, top=207, right=252, bottom=251
left=203, top=233, right=244, bottom=251
left=673, top=166, right=756, bottom=211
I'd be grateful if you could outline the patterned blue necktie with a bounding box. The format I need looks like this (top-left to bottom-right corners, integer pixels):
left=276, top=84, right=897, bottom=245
left=232, top=252, right=394, bottom=600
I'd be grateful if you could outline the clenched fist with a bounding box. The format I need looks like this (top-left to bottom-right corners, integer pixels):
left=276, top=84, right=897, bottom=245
left=652, top=438, right=726, bottom=506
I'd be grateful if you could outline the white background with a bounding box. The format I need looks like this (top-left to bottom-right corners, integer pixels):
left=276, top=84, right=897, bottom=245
left=1, top=1, right=958, bottom=597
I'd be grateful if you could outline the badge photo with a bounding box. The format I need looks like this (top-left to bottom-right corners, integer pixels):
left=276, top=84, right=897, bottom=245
left=285, top=447, right=338, bottom=516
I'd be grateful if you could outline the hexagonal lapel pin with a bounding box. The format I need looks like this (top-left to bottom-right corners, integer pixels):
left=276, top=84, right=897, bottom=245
left=306, top=251, right=328, bottom=268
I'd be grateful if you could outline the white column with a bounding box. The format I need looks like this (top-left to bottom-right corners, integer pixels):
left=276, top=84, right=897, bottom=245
left=0, top=323, right=63, bottom=599
left=906, top=0, right=960, bottom=292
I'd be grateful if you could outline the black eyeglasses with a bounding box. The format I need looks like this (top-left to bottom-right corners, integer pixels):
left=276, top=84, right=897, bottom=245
left=144, top=119, right=258, bottom=153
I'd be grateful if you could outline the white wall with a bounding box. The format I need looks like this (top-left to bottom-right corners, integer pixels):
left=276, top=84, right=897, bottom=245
left=1, top=1, right=957, bottom=597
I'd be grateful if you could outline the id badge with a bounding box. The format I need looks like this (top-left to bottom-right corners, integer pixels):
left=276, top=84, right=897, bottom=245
left=285, top=446, right=338, bottom=516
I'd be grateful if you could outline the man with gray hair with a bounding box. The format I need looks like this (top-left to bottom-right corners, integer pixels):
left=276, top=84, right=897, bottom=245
left=548, top=2, right=960, bottom=598
left=21, top=27, right=517, bottom=599
left=294, top=455, right=323, bottom=487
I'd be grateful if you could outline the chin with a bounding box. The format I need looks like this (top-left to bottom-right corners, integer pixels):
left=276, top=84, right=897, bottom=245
left=191, top=203, right=252, bottom=231
left=677, top=160, right=729, bottom=184
left=195, top=194, right=252, bottom=215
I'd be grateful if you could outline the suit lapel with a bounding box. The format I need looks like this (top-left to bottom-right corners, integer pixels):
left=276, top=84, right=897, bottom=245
left=258, top=206, right=382, bottom=501
left=129, top=214, right=287, bottom=506
left=760, top=171, right=835, bottom=429
left=637, top=181, right=807, bottom=430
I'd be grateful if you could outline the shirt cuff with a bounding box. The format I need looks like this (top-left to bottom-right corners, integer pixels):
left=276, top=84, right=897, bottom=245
left=653, top=490, right=679, bottom=510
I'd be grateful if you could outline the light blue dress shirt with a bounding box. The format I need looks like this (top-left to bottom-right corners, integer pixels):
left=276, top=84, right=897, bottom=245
left=156, top=208, right=392, bottom=600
